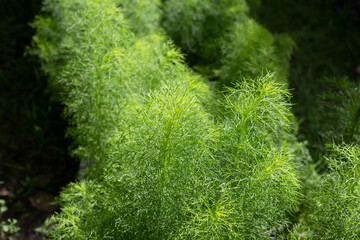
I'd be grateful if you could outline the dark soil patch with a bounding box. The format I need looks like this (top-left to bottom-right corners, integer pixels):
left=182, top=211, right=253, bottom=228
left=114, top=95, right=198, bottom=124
left=0, top=0, right=78, bottom=239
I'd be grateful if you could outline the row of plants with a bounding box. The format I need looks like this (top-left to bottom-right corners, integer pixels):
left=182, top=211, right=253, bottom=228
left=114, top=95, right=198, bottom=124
left=162, top=1, right=360, bottom=239
left=31, top=0, right=360, bottom=239
left=161, top=0, right=294, bottom=87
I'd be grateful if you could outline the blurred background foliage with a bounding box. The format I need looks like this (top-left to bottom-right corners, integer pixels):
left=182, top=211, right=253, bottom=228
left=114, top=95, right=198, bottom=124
left=248, top=0, right=360, bottom=158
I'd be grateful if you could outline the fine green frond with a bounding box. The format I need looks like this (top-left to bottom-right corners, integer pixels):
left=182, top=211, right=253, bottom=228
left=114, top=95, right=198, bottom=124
left=304, top=144, right=360, bottom=239
left=161, top=0, right=294, bottom=88
left=220, top=20, right=295, bottom=86
left=316, top=77, right=360, bottom=144
left=161, top=0, right=249, bottom=66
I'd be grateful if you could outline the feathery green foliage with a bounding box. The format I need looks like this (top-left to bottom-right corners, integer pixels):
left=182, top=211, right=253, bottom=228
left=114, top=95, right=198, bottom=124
left=161, top=0, right=294, bottom=87
left=28, top=0, right=360, bottom=239
left=294, top=77, right=360, bottom=238
left=49, top=74, right=300, bottom=239
left=207, top=74, right=300, bottom=239
left=220, top=20, right=294, bottom=86
left=303, top=144, right=360, bottom=239
left=315, top=77, right=360, bottom=144
left=31, top=0, right=182, bottom=177
left=31, top=0, right=301, bottom=238
left=161, top=0, right=248, bottom=66
left=113, top=0, right=161, bottom=35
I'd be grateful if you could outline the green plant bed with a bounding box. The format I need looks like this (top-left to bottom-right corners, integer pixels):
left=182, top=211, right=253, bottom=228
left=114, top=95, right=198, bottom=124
left=30, top=0, right=309, bottom=239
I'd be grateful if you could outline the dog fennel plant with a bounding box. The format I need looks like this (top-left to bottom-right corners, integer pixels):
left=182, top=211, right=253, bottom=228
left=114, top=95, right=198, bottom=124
left=162, top=3, right=360, bottom=240
left=31, top=0, right=302, bottom=239
left=299, top=144, right=360, bottom=239
left=314, top=77, right=360, bottom=145
left=50, top=74, right=301, bottom=239
left=31, top=0, right=186, bottom=178
left=161, top=0, right=248, bottom=66
left=161, top=0, right=294, bottom=87
left=292, top=77, right=360, bottom=239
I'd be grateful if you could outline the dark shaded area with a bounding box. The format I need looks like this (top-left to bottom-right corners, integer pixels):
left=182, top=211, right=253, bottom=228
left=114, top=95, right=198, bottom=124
left=249, top=0, right=360, bottom=160
left=0, top=0, right=78, bottom=239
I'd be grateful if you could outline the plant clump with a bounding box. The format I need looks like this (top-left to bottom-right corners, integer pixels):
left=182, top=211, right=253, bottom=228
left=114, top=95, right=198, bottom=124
left=161, top=0, right=294, bottom=87
left=30, top=0, right=303, bottom=239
